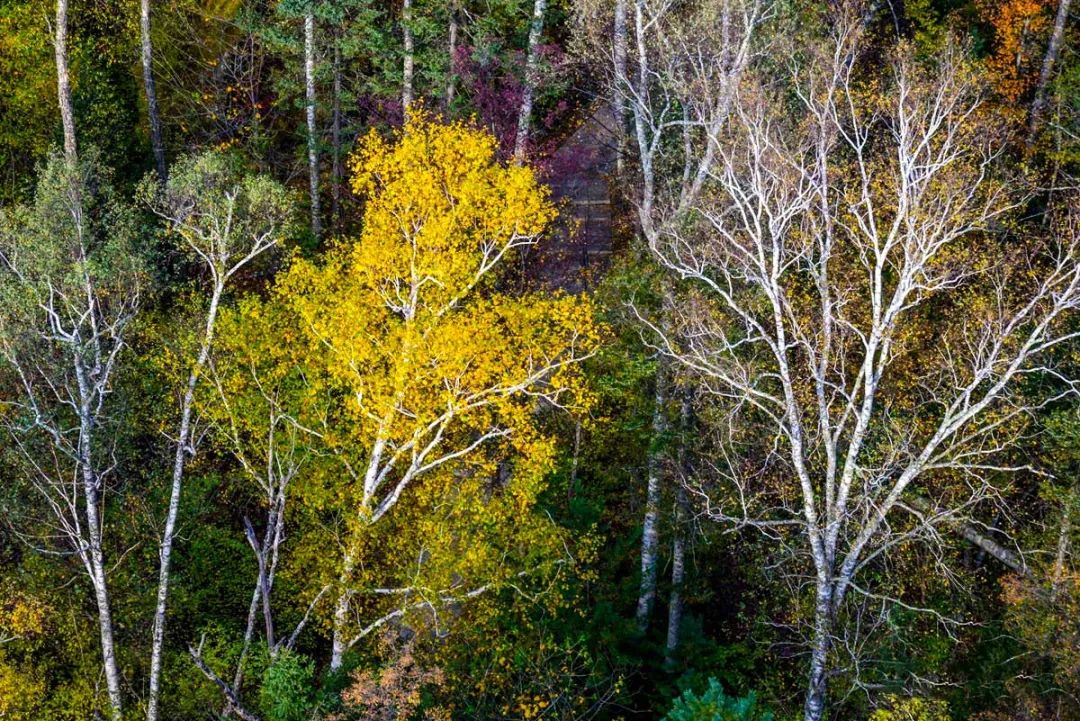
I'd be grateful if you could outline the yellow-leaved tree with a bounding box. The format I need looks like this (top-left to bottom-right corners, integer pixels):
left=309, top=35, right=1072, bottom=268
left=200, top=114, right=600, bottom=692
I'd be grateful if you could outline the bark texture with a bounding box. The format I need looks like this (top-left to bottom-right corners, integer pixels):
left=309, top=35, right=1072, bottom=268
left=1029, top=0, right=1073, bottom=141
left=54, top=0, right=77, bottom=162
left=402, top=0, right=415, bottom=110
left=141, top=0, right=167, bottom=182
left=305, top=14, right=322, bottom=240
left=514, top=0, right=547, bottom=162
left=635, top=367, right=666, bottom=630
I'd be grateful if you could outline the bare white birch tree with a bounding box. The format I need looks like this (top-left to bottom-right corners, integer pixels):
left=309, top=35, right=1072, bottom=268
left=0, top=154, right=145, bottom=721
left=182, top=339, right=329, bottom=718
left=637, top=17, right=1080, bottom=718
left=608, top=0, right=769, bottom=631
left=142, top=153, right=292, bottom=721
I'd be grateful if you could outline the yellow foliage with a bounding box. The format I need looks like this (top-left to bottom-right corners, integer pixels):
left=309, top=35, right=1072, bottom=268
left=979, top=0, right=1054, bottom=103
left=212, top=113, right=602, bottom=646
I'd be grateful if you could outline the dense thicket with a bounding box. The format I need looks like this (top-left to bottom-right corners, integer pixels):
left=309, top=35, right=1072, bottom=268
left=0, top=1, right=1078, bottom=721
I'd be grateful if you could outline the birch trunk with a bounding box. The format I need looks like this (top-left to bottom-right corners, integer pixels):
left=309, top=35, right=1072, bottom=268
left=54, top=0, right=77, bottom=162
left=331, top=36, right=342, bottom=229
left=76, top=380, right=124, bottom=720
left=635, top=366, right=666, bottom=630
left=329, top=549, right=355, bottom=670
left=446, top=1, right=459, bottom=107
left=663, top=484, right=687, bottom=668
left=147, top=287, right=224, bottom=721
left=1052, top=484, right=1075, bottom=594
left=402, top=0, right=415, bottom=111
left=804, top=581, right=834, bottom=721
left=612, top=0, right=628, bottom=176
left=1029, top=0, right=1073, bottom=141
left=305, top=14, right=322, bottom=241
left=513, top=0, right=546, bottom=162
left=140, top=0, right=167, bottom=183
left=664, top=393, right=691, bottom=668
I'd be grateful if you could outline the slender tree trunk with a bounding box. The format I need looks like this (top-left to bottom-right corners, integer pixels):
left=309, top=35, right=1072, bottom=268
left=804, top=580, right=834, bottom=721
left=402, top=0, right=414, bottom=111
left=330, top=550, right=356, bottom=670
left=635, top=365, right=667, bottom=630
left=231, top=583, right=261, bottom=704
left=88, top=551, right=124, bottom=719
left=140, top=0, right=167, bottom=183
left=305, top=14, right=322, bottom=241
left=612, top=0, right=628, bottom=176
left=513, top=0, right=547, bottom=162
left=331, top=35, right=342, bottom=229
left=1029, top=0, right=1073, bottom=142
left=75, top=381, right=123, bottom=720
left=446, top=1, right=459, bottom=107
left=54, top=0, right=77, bottom=162
left=664, top=393, right=691, bottom=669
left=147, top=286, right=224, bottom=721
left=664, top=484, right=687, bottom=669
left=1052, top=484, right=1075, bottom=595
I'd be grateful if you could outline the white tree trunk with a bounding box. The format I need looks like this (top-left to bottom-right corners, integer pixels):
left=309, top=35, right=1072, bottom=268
left=1029, top=0, right=1073, bottom=141
left=140, top=0, right=167, bottom=183
left=446, top=1, right=459, bottom=107
left=329, top=550, right=355, bottom=670
left=635, top=369, right=666, bottom=630
left=1052, top=484, right=1075, bottom=594
left=147, top=287, right=223, bottom=721
left=663, top=485, right=687, bottom=668
left=513, top=0, right=546, bottom=162
left=331, top=35, right=342, bottom=228
left=804, top=580, right=834, bottom=721
left=75, top=377, right=124, bottom=720
left=305, top=14, right=322, bottom=241
left=402, top=0, right=414, bottom=111
left=54, top=0, right=77, bottom=162
left=612, top=0, right=628, bottom=175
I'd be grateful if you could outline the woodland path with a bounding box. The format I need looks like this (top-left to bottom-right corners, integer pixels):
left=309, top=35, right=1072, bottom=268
left=528, top=102, right=619, bottom=292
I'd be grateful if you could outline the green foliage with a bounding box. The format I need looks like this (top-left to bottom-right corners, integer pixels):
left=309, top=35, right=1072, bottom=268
left=259, top=651, right=316, bottom=721
left=662, top=679, right=773, bottom=721
left=869, top=696, right=950, bottom=721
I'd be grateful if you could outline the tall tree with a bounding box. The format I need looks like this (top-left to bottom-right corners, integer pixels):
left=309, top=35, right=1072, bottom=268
left=271, top=116, right=599, bottom=670
left=613, top=0, right=767, bottom=635
left=642, top=24, right=1080, bottom=719
left=142, top=153, right=292, bottom=721
left=0, top=154, right=143, bottom=720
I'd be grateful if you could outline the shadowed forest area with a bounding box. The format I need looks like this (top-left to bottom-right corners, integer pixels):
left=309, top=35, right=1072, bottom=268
left=1, top=1, right=1080, bottom=720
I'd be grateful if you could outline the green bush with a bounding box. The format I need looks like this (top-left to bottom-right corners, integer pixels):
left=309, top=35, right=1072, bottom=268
left=259, top=651, right=316, bottom=721
left=662, top=678, right=774, bottom=721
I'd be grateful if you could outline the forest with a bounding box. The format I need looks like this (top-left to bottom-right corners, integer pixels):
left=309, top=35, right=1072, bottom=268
left=0, top=0, right=1079, bottom=719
